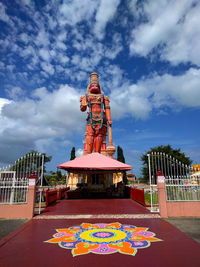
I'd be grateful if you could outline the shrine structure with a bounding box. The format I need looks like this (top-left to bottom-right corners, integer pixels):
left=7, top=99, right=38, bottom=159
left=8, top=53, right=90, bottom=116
left=58, top=73, right=132, bottom=197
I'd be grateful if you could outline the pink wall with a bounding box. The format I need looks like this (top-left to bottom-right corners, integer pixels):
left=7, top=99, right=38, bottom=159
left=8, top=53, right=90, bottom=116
left=166, top=202, right=200, bottom=217
left=0, top=185, right=35, bottom=219
left=157, top=171, right=200, bottom=218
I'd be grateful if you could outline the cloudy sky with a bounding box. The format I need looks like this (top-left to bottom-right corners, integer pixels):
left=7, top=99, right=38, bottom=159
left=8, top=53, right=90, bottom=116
left=0, top=0, right=200, bottom=176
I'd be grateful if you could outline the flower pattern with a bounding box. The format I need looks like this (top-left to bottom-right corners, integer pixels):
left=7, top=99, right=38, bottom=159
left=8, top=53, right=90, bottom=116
left=45, top=222, right=162, bottom=256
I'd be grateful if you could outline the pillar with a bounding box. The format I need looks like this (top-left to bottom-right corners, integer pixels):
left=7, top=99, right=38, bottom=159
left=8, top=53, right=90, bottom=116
left=28, top=172, right=37, bottom=218
left=157, top=169, right=168, bottom=218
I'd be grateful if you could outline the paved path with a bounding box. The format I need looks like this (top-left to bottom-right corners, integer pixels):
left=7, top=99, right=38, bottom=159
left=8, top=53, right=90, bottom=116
left=0, top=199, right=199, bottom=267
left=40, top=199, right=151, bottom=216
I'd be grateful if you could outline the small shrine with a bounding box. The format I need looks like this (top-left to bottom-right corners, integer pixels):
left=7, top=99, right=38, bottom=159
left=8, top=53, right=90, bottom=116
left=190, top=164, right=200, bottom=184
left=58, top=72, right=132, bottom=198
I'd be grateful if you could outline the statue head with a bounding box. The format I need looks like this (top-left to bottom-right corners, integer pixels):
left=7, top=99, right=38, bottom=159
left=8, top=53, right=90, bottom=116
left=88, top=72, right=101, bottom=94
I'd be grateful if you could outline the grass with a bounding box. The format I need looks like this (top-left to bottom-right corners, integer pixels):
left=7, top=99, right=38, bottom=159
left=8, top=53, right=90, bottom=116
left=145, top=193, right=158, bottom=205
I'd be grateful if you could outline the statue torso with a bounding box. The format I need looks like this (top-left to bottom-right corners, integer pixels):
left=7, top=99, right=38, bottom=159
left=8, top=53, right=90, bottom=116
left=87, top=94, right=104, bottom=121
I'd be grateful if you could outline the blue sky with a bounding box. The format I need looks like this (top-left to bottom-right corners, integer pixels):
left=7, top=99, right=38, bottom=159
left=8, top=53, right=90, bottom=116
left=0, top=0, right=200, bottom=177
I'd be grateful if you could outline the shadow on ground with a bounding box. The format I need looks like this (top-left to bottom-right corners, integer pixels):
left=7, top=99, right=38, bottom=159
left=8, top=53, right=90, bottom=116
left=0, top=219, right=29, bottom=239
left=165, top=218, right=200, bottom=243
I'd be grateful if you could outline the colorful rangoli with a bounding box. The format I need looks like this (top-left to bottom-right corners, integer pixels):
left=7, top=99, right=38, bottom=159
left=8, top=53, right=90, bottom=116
left=45, top=222, right=162, bottom=256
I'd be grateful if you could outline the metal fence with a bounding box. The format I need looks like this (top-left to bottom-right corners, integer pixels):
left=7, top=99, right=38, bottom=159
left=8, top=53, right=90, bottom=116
left=147, top=152, right=196, bottom=211
left=0, top=172, right=29, bottom=204
left=147, top=152, right=191, bottom=183
left=165, top=178, right=200, bottom=201
left=0, top=153, right=44, bottom=205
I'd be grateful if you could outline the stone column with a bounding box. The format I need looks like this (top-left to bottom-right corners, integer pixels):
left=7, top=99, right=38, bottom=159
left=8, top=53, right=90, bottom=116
left=157, top=169, right=168, bottom=218
left=27, top=172, right=37, bottom=218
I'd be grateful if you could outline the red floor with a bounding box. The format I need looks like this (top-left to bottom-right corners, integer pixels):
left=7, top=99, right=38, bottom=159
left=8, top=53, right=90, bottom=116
left=40, top=199, right=151, bottom=215
left=0, top=200, right=199, bottom=267
left=0, top=218, right=199, bottom=267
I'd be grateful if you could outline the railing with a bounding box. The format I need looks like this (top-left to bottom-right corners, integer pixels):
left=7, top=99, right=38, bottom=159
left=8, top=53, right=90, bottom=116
left=165, top=178, right=200, bottom=201
left=46, top=190, right=57, bottom=206
left=0, top=178, right=29, bottom=204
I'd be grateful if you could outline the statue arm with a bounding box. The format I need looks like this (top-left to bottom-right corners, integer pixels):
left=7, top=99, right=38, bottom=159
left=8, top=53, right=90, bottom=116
left=80, top=95, right=88, bottom=112
left=104, top=96, right=112, bottom=125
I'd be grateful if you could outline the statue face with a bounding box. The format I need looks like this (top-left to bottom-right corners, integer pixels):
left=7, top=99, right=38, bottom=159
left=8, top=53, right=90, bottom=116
left=89, top=82, right=100, bottom=94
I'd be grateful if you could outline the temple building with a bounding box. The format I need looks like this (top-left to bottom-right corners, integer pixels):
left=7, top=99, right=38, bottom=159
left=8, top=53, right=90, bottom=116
left=67, top=172, right=123, bottom=189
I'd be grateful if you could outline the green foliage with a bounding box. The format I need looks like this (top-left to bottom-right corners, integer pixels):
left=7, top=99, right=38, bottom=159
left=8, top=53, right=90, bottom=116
left=70, top=147, right=76, bottom=160
left=138, top=177, right=148, bottom=184
left=145, top=193, right=158, bottom=205
left=117, top=146, right=125, bottom=163
left=45, top=170, right=66, bottom=185
left=141, top=145, right=192, bottom=182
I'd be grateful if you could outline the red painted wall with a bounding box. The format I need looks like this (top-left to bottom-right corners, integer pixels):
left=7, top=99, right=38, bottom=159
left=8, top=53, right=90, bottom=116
left=130, top=187, right=146, bottom=206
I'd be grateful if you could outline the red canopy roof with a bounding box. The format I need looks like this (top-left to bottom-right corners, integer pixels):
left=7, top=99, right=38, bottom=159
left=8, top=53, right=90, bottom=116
left=58, top=152, right=132, bottom=173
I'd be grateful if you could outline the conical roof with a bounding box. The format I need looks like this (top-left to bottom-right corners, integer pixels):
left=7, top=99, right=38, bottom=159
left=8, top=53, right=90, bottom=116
left=58, top=152, right=132, bottom=173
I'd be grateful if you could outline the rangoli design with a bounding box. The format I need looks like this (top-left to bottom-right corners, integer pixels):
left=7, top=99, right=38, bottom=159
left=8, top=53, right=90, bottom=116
left=45, top=222, right=162, bottom=256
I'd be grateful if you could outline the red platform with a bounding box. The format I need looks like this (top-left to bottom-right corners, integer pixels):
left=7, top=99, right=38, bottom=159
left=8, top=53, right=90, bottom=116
left=0, top=199, right=199, bottom=267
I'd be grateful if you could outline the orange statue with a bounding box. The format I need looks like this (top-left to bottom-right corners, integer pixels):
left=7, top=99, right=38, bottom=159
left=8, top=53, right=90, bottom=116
left=80, top=72, right=115, bottom=156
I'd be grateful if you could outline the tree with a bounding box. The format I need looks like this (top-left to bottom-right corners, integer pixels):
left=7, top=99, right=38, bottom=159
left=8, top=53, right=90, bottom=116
left=117, top=146, right=127, bottom=184
left=117, top=146, right=125, bottom=163
left=45, top=170, right=66, bottom=186
left=70, top=147, right=76, bottom=160
left=141, top=145, right=192, bottom=183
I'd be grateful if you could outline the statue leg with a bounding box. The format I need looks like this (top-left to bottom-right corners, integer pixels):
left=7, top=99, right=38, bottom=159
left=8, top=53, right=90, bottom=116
left=94, top=126, right=106, bottom=153
left=83, top=125, right=89, bottom=155
left=95, top=135, right=103, bottom=152
left=100, top=125, right=107, bottom=155
left=86, top=125, right=94, bottom=153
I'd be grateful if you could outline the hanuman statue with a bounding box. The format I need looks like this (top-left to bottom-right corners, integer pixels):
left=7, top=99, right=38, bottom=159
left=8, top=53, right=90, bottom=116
left=80, top=72, right=115, bottom=156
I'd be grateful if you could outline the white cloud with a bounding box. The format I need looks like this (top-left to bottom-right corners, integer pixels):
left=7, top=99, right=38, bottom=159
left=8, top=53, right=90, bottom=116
left=39, top=48, right=51, bottom=61
left=0, top=98, right=11, bottom=112
left=6, top=86, right=24, bottom=100
left=94, top=0, right=120, bottom=40
left=1, top=85, right=85, bottom=137
left=76, top=148, right=83, bottom=158
left=41, top=62, right=54, bottom=75
left=0, top=61, right=5, bottom=69
left=104, top=33, right=123, bottom=59
left=35, top=28, right=50, bottom=47
left=19, top=33, right=29, bottom=44
left=7, top=65, right=15, bottom=72
left=129, top=0, right=200, bottom=66
left=57, top=31, right=67, bottom=41
left=56, top=40, right=67, bottom=51
left=0, top=3, right=13, bottom=24
left=110, top=68, right=200, bottom=120
left=59, top=55, right=69, bottom=65
left=0, top=85, right=86, bottom=164
left=58, top=0, right=96, bottom=26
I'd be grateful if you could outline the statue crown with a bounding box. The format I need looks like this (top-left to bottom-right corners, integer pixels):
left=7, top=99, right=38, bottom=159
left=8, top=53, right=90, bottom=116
left=90, top=72, right=99, bottom=84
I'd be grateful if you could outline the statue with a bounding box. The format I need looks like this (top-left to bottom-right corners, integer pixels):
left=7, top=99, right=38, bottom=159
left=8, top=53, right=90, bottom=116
left=80, top=72, right=115, bottom=156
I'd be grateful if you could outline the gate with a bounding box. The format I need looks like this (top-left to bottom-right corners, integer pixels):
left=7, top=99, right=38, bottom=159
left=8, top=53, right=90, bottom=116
left=0, top=153, right=44, bottom=213
left=0, top=171, right=28, bottom=204
left=147, top=152, right=191, bottom=212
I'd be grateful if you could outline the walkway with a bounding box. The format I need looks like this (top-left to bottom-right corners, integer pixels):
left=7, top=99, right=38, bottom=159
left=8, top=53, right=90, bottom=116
left=0, top=199, right=199, bottom=267
left=39, top=199, right=152, bottom=216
